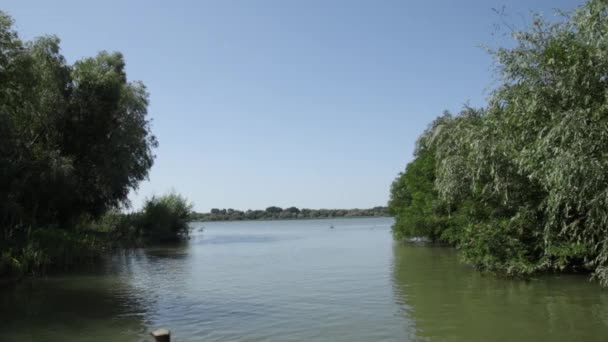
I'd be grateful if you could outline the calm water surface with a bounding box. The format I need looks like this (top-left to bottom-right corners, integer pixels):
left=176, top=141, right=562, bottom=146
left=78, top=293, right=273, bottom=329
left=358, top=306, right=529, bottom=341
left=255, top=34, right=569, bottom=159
left=1, top=217, right=607, bottom=341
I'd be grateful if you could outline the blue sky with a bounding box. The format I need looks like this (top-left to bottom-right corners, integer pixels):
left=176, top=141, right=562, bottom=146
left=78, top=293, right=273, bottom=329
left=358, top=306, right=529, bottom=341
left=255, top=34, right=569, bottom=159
left=3, top=0, right=583, bottom=212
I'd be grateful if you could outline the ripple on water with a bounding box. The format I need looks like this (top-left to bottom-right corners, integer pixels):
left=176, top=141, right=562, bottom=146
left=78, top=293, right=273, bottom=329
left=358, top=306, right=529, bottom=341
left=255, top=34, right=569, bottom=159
left=2, top=218, right=607, bottom=341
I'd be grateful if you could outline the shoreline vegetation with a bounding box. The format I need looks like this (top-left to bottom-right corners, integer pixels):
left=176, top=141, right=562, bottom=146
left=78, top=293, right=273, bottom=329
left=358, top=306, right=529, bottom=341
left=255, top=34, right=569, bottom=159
left=2, top=0, right=608, bottom=289
left=0, top=12, right=193, bottom=279
left=189, top=206, right=389, bottom=222
left=389, top=0, right=608, bottom=286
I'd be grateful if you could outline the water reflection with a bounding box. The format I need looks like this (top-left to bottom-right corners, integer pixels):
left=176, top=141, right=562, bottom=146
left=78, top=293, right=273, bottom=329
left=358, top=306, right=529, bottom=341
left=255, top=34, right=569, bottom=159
left=0, top=245, right=196, bottom=342
left=3, top=218, right=608, bottom=342
left=391, top=243, right=608, bottom=341
left=0, top=275, right=146, bottom=342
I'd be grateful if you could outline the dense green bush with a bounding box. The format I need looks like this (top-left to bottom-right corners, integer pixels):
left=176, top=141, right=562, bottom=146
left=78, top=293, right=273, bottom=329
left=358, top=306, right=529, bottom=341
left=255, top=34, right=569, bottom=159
left=137, top=193, right=194, bottom=243
left=390, top=0, right=608, bottom=285
left=388, top=114, right=453, bottom=242
left=84, top=193, right=194, bottom=246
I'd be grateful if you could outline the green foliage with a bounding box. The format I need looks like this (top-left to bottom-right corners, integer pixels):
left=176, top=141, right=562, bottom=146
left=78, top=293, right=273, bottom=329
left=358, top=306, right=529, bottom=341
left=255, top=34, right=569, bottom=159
left=137, top=193, right=194, bottom=243
left=190, top=206, right=389, bottom=221
left=78, top=193, right=195, bottom=246
left=0, top=11, right=157, bottom=277
left=388, top=140, right=445, bottom=241
left=87, top=209, right=143, bottom=247
left=390, top=0, right=608, bottom=285
left=0, top=227, right=105, bottom=277
left=0, top=19, right=156, bottom=228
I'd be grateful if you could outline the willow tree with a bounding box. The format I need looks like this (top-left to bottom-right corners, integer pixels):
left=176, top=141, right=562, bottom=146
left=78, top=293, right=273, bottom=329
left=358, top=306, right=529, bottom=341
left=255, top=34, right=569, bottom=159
left=486, top=0, right=608, bottom=284
left=391, top=0, right=608, bottom=285
left=431, top=106, right=547, bottom=275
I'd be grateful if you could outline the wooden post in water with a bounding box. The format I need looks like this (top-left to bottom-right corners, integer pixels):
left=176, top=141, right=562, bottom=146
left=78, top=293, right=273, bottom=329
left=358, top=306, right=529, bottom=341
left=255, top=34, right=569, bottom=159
left=151, top=328, right=171, bottom=342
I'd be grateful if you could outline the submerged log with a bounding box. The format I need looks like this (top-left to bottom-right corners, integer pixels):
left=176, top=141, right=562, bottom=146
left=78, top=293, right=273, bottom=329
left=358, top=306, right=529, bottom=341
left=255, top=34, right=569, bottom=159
left=151, top=328, right=171, bottom=342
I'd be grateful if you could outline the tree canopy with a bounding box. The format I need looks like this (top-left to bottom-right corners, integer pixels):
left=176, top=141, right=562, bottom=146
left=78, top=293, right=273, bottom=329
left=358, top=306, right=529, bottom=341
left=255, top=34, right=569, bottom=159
left=389, top=0, right=608, bottom=285
left=0, top=11, right=158, bottom=275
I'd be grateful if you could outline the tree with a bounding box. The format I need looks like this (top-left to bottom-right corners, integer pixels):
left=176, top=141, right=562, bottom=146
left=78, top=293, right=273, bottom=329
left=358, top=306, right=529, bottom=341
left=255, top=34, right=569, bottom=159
left=285, top=206, right=300, bottom=214
left=0, top=12, right=156, bottom=229
left=484, top=0, right=608, bottom=282
left=0, top=11, right=157, bottom=275
left=390, top=0, right=608, bottom=285
left=265, top=206, right=283, bottom=214
left=389, top=113, right=454, bottom=242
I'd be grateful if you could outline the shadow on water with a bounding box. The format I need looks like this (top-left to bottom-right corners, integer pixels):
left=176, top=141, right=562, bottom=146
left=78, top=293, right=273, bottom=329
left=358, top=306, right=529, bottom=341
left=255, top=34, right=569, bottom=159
left=0, top=275, right=147, bottom=342
left=391, top=242, right=608, bottom=342
left=0, top=244, right=194, bottom=342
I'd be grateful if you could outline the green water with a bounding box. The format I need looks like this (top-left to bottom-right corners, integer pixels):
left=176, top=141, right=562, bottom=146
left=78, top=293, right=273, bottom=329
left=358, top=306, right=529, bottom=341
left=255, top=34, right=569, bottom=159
left=1, top=217, right=607, bottom=341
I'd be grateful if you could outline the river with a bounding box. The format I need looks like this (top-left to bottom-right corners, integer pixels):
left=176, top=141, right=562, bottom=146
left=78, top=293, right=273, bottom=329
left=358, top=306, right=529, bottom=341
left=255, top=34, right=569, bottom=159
left=1, top=217, right=607, bottom=341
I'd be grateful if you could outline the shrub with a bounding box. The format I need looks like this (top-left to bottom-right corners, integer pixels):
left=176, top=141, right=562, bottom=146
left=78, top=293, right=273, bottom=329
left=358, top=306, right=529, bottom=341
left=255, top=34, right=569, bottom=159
left=138, top=193, right=194, bottom=243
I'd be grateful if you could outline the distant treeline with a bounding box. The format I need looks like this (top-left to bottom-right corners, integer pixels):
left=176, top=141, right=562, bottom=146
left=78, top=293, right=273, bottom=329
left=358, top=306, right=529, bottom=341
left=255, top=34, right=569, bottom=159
left=190, top=206, right=389, bottom=221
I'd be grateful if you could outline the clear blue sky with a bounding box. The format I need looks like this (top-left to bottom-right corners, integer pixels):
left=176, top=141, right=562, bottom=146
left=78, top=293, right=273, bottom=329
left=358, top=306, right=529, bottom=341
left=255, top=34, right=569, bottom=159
left=3, top=0, right=583, bottom=212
